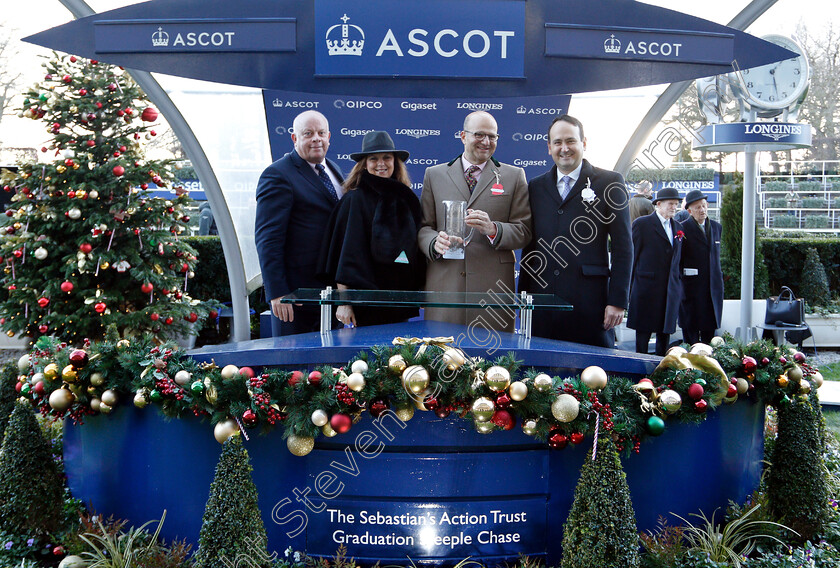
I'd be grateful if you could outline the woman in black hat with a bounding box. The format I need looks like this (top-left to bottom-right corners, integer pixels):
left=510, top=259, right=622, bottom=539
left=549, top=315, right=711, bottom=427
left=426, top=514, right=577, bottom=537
left=317, top=131, right=425, bottom=327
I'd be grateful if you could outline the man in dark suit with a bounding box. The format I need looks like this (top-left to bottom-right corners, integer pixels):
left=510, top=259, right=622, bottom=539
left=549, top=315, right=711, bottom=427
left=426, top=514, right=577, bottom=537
left=255, top=110, right=344, bottom=336
left=519, top=115, right=632, bottom=348
left=627, top=187, right=683, bottom=355
left=678, top=189, right=724, bottom=345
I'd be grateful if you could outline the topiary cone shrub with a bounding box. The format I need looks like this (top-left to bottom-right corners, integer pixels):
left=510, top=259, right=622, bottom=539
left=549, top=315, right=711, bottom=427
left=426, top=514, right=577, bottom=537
left=799, top=247, right=831, bottom=310
left=0, top=362, right=17, bottom=442
left=193, top=435, right=272, bottom=568
left=0, top=400, right=64, bottom=535
left=561, top=432, right=640, bottom=568
left=766, top=394, right=828, bottom=542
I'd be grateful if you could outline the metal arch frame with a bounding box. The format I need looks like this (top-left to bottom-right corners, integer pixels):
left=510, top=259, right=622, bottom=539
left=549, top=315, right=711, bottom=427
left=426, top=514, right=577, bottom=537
left=613, top=0, right=781, bottom=175
left=58, top=0, right=252, bottom=343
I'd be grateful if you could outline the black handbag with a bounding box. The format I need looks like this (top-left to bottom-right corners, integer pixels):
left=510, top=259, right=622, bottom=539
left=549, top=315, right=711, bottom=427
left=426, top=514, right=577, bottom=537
left=765, top=286, right=804, bottom=326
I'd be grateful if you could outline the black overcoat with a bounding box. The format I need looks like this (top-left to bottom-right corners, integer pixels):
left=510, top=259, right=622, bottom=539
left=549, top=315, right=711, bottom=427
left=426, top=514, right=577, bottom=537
left=678, top=217, right=724, bottom=332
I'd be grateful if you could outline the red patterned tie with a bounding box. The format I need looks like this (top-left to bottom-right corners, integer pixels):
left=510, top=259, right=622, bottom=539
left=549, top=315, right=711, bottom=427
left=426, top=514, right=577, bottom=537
left=465, top=165, right=481, bottom=193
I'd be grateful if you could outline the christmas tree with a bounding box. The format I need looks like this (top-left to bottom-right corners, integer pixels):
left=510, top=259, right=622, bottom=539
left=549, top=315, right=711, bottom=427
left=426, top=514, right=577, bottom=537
left=0, top=53, right=211, bottom=343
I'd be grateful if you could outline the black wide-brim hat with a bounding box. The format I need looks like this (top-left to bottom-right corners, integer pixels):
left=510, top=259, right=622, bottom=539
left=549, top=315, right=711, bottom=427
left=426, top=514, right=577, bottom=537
left=652, top=187, right=681, bottom=204
left=350, top=131, right=410, bottom=162
left=684, top=189, right=707, bottom=208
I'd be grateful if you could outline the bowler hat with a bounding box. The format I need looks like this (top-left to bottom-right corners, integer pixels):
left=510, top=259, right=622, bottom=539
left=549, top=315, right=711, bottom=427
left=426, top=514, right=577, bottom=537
left=652, top=187, right=680, bottom=204
left=350, top=131, right=410, bottom=162
left=684, top=189, right=707, bottom=208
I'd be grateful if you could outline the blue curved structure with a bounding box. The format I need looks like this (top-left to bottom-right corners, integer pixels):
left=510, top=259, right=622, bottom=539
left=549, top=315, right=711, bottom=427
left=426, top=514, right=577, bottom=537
left=64, top=322, right=764, bottom=565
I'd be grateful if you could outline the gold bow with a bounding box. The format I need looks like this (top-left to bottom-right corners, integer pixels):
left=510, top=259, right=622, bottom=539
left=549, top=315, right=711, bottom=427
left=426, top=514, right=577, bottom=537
left=392, top=336, right=455, bottom=346
left=633, top=382, right=663, bottom=416
left=654, top=351, right=729, bottom=402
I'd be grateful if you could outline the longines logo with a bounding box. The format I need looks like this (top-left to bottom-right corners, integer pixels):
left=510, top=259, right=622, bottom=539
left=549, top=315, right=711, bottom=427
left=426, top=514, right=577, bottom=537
left=395, top=128, right=440, bottom=139
left=334, top=99, right=383, bottom=109
left=456, top=102, right=503, bottom=110
left=326, top=14, right=365, bottom=56
left=744, top=123, right=802, bottom=141
left=516, top=106, right=564, bottom=115
left=272, top=99, right=320, bottom=109
left=511, top=133, right=547, bottom=142
left=340, top=128, right=374, bottom=138
left=151, top=26, right=235, bottom=48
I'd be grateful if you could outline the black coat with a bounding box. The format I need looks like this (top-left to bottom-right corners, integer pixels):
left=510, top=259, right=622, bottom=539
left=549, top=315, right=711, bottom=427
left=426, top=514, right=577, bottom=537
left=519, top=160, right=633, bottom=348
left=317, top=172, right=426, bottom=326
left=627, top=212, right=683, bottom=334
left=678, top=217, right=724, bottom=332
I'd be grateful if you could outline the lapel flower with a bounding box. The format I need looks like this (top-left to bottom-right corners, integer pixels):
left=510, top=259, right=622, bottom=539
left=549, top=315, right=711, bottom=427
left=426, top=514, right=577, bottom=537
left=675, top=230, right=685, bottom=241
left=581, top=178, right=596, bottom=203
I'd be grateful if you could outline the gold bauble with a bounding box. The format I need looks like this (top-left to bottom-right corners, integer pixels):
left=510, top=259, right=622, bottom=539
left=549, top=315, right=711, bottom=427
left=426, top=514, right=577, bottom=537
left=709, top=336, right=725, bottom=348
left=350, top=359, right=369, bottom=374
left=86, top=385, right=98, bottom=395
left=402, top=365, right=430, bottom=394
left=533, top=373, right=553, bottom=393
left=90, top=397, right=101, bottom=412
left=659, top=389, right=682, bottom=414
left=736, top=378, right=750, bottom=395
left=471, top=397, right=495, bottom=422
left=133, top=391, right=148, bottom=408
left=812, top=371, right=824, bottom=389
left=99, top=402, right=113, bottom=414
left=580, top=366, right=608, bottom=390
left=115, top=339, right=130, bottom=351
left=414, top=388, right=433, bottom=411
left=221, top=364, right=240, bottom=380
left=787, top=366, right=803, bottom=383
left=213, top=419, right=240, bottom=444
left=101, top=389, right=118, bottom=407
left=56, top=165, right=66, bottom=173
left=61, top=365, right=78, bottom=383
left=475, top=421, right=496, bottom=434
left=484, top=366, right=511, bottom=392
left=44, top=363, right=59, bottom=381
left=509, top=381, right=528, bottom=401
left=799, top=380, right=811, bottom=395
left=311, top=409, right=329, bottom=427
left=174, top=370, right=192, bottom=385
left=388, top=354, right=407, bottom=373
left=90, top=372, right=105, bottom=386
left=441, top=347, right=467, bottom=371
left=48, top=388, right=74, bottom=411
left=394, top=404, right=415, bottom=422
left=17, top=354, right=30, bottom=372
left=551, top=394, right=580, bottom=422
left=287, top=434, right=315, bottom=456
left=777, top=375, right=789, bottom=387
left=322, top=423, right=338, bottom=437
left=30, top=373, right=44, bottom=385
left=522, top=419, right=538, bottom=436
left=68, top=384, right=83, bottom=397
left=689, top=343, right=713, bottom=356
left=99, top=261, right=109, bottom=270
left=666, top=346, right=688, bottom=356
left=346, top=372, right=366, bottom=392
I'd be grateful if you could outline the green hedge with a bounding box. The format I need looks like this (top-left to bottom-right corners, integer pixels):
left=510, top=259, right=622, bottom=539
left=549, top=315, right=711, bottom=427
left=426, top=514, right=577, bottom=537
left=765, top=180, right=789, bottom=192
left=804, top=215, right=831, bottom=229
left=773, top=215, right=798, bottom=228
left=801, top=197, right=828, bottom=209
left=766, top=197, right=787, bottom=208
left=760, top=236, right=840, bottom=298
left=797, top=181, right=823, bottom=193
left=625, top=167, right=715, bottom=182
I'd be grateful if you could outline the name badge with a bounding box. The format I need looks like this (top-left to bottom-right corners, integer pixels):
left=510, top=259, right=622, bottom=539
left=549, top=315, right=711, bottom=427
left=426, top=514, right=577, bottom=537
left=491, top=184, right=505, bottom=195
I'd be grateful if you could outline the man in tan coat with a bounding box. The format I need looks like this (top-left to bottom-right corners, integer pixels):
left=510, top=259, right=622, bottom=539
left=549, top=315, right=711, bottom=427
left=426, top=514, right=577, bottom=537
left=418, top=111, right=532, bottom=332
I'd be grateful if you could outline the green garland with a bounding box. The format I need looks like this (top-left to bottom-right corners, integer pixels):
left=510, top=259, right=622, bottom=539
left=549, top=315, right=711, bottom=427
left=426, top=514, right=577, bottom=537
left=8, top=334, right=824, bottom=457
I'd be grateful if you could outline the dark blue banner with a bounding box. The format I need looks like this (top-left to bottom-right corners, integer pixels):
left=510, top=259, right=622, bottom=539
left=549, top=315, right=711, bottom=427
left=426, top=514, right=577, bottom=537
left=693, top=122, right=812, bottom=152
left=314, top=0, right=525, bottom=78
left=263, top=91, right=571, bottom=193
left=94, top=18, right=296, bottom=53
left=546, top=25, right=733, bottom=65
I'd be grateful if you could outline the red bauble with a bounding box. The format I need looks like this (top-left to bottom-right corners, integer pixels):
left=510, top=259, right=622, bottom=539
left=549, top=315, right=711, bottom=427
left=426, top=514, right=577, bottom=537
left=5, top=210, right=12, bottom=217
left=164, top=316, right=174, bottom=325
left=209, top=309, right=219, bottom=320
left=570, top=432, right=585, bottom=444
left=37, top=297, right=49, bottom=308
left=330, top=413, right=352, bottom=434
left=62, top=75, right=71, bottom=83
left=495, top=392, right=511, bottom=408
left=112, top=165, right=125, bottom=177
left=435, top=407, right=451, bottom=419
left=423, top=395, right=440, bottom=411
left=141, top=282, right=153, bottom=294
left=69, top=348, right=89, bottom=369
left=369, top=398, right=389, bottom=418
left=186, top=312, right=198, bottom=323
left=761, top=357, right=770, bottom=366
left=60, top=281, right=73, bottom=293
left=33, top=381, right=45, bottom=396
left=161, top=288, right=170, bottom=295
left=794, top=351, right=806, bottom=364
left=86, top=139, right=95, bottom=147
left=38, top=324, right=48, bottom=334
left=79, top=243, right=93, bottom=254
left=779, top=357, right=787, bottom=365
left=107, top=83, right=117, bottom=91
left=14, top=382, right=22, bottom=393
left=239, top=366, right=255, bottom=379
left=149, top=312, right=160, bottom=321
left=548, top=428, right=568, bottom=449
left=70, top=56, right=77, bottom=62
left=12, top=249, right=22, bottom=258
left=289, top=370, right=303, bottom=386
left=491, top=409, right=515, bottom=430
left=742, top=356, right=757, bottom=374
left=308, top=370, right=322, bottom=385
left=141, top=107, right=159, bottom=122
left=68, top=191, right=76, bottom=198
left=94, top=302, right=106, bottom=313
left=242, top=409, right=258, bottom=428
left=695, top=399, right=709, bottom=412
left=53, top=545, right=65, bottom=556
left=78, top=88, right=87, bottom=96
left=687, top=383, right=704, bottom=401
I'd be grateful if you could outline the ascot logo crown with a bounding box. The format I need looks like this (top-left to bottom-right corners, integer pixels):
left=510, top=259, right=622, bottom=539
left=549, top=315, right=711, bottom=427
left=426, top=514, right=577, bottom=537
left=516, top=106, right=527, bottom=114
left=604, top=34, right=621, bottom=54
left=326, top=14, right=365, bottom=56
left=152, top=27, right=170, bottom=47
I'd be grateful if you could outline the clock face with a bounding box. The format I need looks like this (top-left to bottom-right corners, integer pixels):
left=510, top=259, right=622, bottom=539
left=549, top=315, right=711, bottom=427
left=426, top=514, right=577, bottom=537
left=738, top=35, right=809, bottom=110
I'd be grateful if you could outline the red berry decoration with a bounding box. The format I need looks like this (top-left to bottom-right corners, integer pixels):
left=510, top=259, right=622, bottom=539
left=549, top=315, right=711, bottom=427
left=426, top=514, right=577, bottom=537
left=289, top=370, right=303, bottom=386
left=53, top=545, right=65, bottom=556
left=141, top=107, right=159, bottom=122
left=742, top=356, right=757, bottom=374
left=695, top=399, right=708, bottom=412
left=79, top=243, right=92, bottom=254
left=308, top=370, right=322, bottom=385
left=570, top=432, right=585, bottom=444
left=548, top=428, right=568, bottom=449
left=69, top=348, right=89, bottom=369
left=688, top=383, right=705, bottom=401
left=37, top=297, right=50, bottom=308
left=141, top=282, right=153, bottom=294
left=149, top=312, right=160, bottom=321
left=242, top=409, right=258, bottom=428
left=369, top=398, right=389, bottom=418
left=330, top=413, right=352, bottom=434
left=94, top=302, right=106, bottom=313
left=491, top=409, right=515, bottom=430
left=112, top=165, right=125, bottom=176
